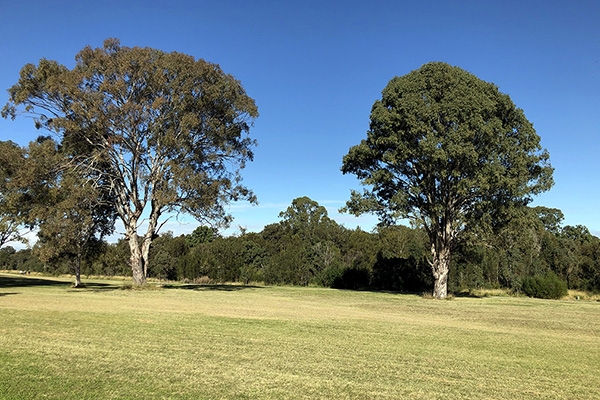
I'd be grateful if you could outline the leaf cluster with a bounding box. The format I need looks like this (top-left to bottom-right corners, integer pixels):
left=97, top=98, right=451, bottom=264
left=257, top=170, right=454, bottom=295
left=2, top=38, right=259, bottom=231
left=341, top=62, right=553, bottom=244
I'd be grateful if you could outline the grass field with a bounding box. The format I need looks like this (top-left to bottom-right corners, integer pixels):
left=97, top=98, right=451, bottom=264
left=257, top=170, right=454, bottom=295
left=1, top=272, right=599, bottom=399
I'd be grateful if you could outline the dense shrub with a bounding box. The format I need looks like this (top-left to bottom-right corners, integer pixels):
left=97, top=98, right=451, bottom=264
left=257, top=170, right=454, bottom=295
left=315, top=265, right=344, bottom=288
left=371, top=255, right=432, bottom=293
left=521, top=272, right=568, bottom=299
left=331, top=267, right=371, bottom=290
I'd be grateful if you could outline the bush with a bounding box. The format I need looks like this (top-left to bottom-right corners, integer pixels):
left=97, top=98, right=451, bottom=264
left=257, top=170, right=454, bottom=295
left=331, top=267, right=371, bottom=290
left=315, top=265, right=344, bottom=288
left=371, top=255, right=432, bottom=293
left=521, top=272, right=568, bottom=299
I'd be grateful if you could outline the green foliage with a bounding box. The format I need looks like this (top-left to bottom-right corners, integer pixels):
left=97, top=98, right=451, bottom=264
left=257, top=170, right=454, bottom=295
left=575, top=236, right=600, bottom=292
left=533, top=206, right=564, bottom=235
left=90, top=239, right=131, bottom=277
left=341, top=62, right=553, bottom=298
left=260, top=198, right=348, bottom=286
left=0, top=246, right=16, bottom=267
left=330, top=267, right=371, bottom=290
left=1, top=192, right=599, bottom=294
left=186, top=226, right=217, bottom=247
left=0, top=140, right=29, bottom=248
left=147, top=231, right=189, bottom=280
left=279, top=196, right=334, bottom=238
left=521, top=272, right=568, bottom=299
left=1, top=249, right=44, bottom=273
left=14, top=137, right=117, bottom=285
left=371, top=255, right=432, bottom=292
left=3, top=38, right=258, bottom=285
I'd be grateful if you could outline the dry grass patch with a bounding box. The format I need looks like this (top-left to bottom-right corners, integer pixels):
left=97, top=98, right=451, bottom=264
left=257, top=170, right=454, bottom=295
left=566, top=289, right=600, bottom=301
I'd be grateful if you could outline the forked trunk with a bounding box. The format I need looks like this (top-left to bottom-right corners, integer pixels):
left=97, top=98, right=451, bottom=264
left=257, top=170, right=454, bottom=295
left=125, top=209, right=159, bottom=286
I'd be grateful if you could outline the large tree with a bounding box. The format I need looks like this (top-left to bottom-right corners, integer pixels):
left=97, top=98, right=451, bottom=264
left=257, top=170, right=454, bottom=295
left=3, top=38, right=258, bottom=285
left=341, top=62, right=553, bottom=298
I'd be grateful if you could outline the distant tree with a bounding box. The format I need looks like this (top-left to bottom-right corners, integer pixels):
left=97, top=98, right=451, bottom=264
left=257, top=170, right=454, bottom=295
left=341, top=62, right=553, bottom=298
left=185, top=226, right=218, bottom=248
left=3, top=38, right=258, bottom=285
left=556, top=225, right=594, bottom=289
left=278, top=196, right=336, bottom=242
left=532, top=206, right=564, bottom=235
left=148, top=231, right=188, bottom=281
left=91, top=239, right=130, bottom=277
left=337, top=227, right=378, bottom=272
left=560, top=225, right=593, bottom=244
left=5, top=248, right=44, bottom=273
left=0, top=246, right=16, bottom=268
left=276, top=197, right=344, bottom=285
left=579, top=236, right=600, bottom=292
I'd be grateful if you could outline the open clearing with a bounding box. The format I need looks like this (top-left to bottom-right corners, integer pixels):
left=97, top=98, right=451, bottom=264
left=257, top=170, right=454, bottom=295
left=1, top=272, right=599, bottom=399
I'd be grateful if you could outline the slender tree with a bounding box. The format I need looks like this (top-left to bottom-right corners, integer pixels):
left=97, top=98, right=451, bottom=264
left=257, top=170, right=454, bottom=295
left=33, top=160, right=115, bottom=287
left=3, top=38, right=258, bottom=285
left=341, top=62, right=553, bottom=298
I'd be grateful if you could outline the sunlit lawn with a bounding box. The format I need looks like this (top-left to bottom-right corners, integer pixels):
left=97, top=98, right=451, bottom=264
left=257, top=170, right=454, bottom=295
left=0, top=272, right=598, bottom=399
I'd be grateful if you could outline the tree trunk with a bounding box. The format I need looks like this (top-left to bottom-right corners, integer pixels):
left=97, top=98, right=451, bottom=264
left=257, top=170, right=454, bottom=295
left=128, top=236, right=147, bottom=286
left=124, top=207, right=159, bottom=286
left=432, top=258, right=449, bottom=299
left=74, top=257, right=82, bottom=288
left=430, top=235, right=452, bottom=299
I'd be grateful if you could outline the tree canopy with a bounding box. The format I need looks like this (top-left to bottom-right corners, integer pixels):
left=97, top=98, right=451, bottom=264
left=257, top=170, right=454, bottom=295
left=341, top=62, right=554, bottom=298
left=0, top=140, right=27, bottom=248
left=2, top=38, right=258, bottom=285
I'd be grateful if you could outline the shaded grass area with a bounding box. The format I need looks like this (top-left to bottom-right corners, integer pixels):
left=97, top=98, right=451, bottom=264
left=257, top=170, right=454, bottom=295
left=0, top=273, right=599, bottom=399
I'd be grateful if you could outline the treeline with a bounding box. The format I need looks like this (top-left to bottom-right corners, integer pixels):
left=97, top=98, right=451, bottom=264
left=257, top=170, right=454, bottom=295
left=1, top=197, right=599, bottom=294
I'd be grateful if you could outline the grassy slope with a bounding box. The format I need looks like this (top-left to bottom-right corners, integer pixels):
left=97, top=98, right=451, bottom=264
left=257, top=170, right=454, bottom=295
left=0, top=273, right=598, bottom=399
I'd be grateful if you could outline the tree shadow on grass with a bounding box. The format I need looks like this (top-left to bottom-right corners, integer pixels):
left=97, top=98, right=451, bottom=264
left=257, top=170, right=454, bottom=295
left=0, top=274, right=121, bottom=292
left=453, top=291, right=485, bottom=299
left=0, top=274, right=71, bottom=289
left=0, top=292, right=20, bottom=297
left=162, top=283, right=264, bottom=292
left=67, top=282, right=122, bottom=292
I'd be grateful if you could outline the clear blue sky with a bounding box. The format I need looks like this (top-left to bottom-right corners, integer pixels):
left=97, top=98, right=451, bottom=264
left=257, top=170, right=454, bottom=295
left=1, top=0, right=598, bottom=239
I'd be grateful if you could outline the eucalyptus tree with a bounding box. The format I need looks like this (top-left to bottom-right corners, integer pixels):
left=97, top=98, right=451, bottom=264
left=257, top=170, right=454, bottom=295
left=3, top=38, right=258, bottom=285
left=341, top=62, right=553, bottom=298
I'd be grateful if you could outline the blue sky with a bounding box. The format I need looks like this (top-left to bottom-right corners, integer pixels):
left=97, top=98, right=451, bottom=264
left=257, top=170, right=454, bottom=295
left=1, top=0, right=599, bottom=240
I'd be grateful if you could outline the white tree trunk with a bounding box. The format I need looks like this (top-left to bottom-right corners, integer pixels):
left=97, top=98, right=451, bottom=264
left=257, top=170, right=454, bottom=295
left=429, top=222, right=453, bottom=299
left=74, top=257, right=82, bottom=288
left=128, top=231, right=147, bottom=286
left=432, top=253, right=450, bottom=299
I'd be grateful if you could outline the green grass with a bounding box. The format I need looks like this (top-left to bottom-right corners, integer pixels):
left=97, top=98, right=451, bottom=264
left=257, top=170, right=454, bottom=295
left=1, top=272, right=599, bottom=399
